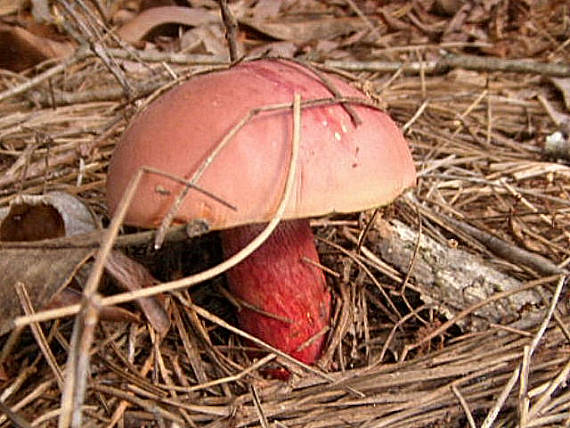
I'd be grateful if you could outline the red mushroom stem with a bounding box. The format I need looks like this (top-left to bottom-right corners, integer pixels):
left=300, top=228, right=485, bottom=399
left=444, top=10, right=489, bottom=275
left=221, top=219, right=330, bottom=364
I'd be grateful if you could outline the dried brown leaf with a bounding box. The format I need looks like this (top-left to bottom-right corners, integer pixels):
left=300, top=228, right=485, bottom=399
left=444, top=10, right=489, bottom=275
left=0, top=193, right=168, bottom=336
left=0, top=246, right=94, bottom=335
left=183, top=24, right=229, bottom=57
left=0, top=193, right=97, bottom=335
left=116, top=5, right=220, bottom=43
left=0, top=202, right=65, bottom=241
left=251, top=0, right=282, bottom=20
left=0, top=192, right=98, bottom=239
left=551, top=78, right=570, bottom=111
left=239, top=16, right=369, bottom=42
left=0, top=22, right=74, bottom=71
left=104, top=250, right=171, bottom=336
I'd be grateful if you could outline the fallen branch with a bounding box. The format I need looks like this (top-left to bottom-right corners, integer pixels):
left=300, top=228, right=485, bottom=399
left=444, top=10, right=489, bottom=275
left=326, top=54, right=570, bottom=77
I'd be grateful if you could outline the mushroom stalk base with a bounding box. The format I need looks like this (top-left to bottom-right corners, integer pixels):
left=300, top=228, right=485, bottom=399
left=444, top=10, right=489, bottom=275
left=221, top=219, right=331, bottom=364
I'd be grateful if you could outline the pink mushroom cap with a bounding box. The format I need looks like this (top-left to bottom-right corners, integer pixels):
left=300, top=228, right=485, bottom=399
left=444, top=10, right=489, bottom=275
left=106, top=59, right=416, bottom=230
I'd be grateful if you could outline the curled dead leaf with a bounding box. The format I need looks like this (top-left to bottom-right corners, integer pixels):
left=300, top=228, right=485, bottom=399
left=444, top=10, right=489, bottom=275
left=239, top=16, right=370, bottom=42
left=0, top=245, right=94, bottom=336
left=116, top=6, right=220, bottom=44
left=0, top=23, right=74, bottom=72
left=0, top=192, right=169, bottom=336
left=0, top=192, right=97, bottom=241
left=104, top=250, right=170, bottom=336
left=550, top=77, right=570, bottom=111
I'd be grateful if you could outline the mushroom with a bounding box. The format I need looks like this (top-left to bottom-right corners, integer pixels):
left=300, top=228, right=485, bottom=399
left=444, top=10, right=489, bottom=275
left=106, top=59, right=416, bottom=364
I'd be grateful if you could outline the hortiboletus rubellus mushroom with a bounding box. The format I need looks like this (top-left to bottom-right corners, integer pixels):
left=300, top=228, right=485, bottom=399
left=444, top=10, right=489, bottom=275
left=106, top=59, right=416, bottom=364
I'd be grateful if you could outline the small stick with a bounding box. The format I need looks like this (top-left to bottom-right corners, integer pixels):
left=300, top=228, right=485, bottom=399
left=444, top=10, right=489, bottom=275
left=149, top=353, right=276, bottom=394
left=0, top=47, right=89, bottom=104
left=325, top=55, right=570, bottom=77
left=58, top=162, right=149, bottom=428
left=451, top=384, right=476, bottom=428
left=58, top=0, right=133, bottom=99
left=376, top=304, right=431, bottom=365
left=290, top=58, right=362, bottom=126
left=400, top=275, right=562, bottom=361
left=344, top=0, right=380, bottom=39
left=15, top=282, right=64, bottom=389
left=90, top=384, right=185, bottom=425
left=424, top=204, right=567, bottom=276
left=59, top=292, right=101, bottom=428
left=528, top=276, right=566, bottom=357
left=219, top=0, right=240, bottom=62
left=527, top=359, right=570, bottom=421
left=481, top=365, right=521, bottom=428
left=519, top=345, right=531, bottom=427
left=484, top=275, right=566, bottom=427
left=525, top=276, right=568, bottom=420
left=0, top=401, right=33, bottom=428
left=179, top=297, right=363, bottom=397
left=250, top=384, right=269, bottom=428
